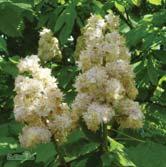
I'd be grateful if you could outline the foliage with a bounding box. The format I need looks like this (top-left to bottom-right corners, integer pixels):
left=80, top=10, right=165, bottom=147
left=0, top=0, right=165, bottom=167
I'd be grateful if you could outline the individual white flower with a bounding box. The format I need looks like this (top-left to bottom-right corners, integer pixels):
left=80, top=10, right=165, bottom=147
left=34, top=67, right=57, bottom=87
left=48, top=112, right=73, bottom=143
left=106, top=60, right=134, bottom=80
left=102, top=32, right=123, bottom=62
left=106, top=78, right=125, bottom=103
left=14, top=75, right=44, bottom=94
left=123, top=79, right=138, bottom=100
left=77, top=53, right=92, bottom=71
left=72, top=93, right=92, bottom=116
left=17, top=55, right=40, bottom=74
left=115, top=99, right=144, bottom=128
left=19, top=126, right=51, bottom=148
left=83, top=102, right=115, bottom=131
left=75, top=66, right=108, bottom=93
left=105, top=12, right=119, bottom=30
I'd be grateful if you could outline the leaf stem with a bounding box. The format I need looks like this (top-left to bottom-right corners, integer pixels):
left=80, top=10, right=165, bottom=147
left=102, top=123, right=108, bottom=152
left=53, top=139, right=67, bottom=167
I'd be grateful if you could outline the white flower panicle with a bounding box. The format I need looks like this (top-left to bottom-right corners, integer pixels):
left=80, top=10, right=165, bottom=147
left=38, top=28, right=62, bottom=62
left=14, top=55, right=73, bottom=147
left=72, top=11, right=144, bottom=131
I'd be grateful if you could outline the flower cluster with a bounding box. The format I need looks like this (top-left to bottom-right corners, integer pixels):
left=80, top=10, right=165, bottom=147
left=14, top=54, right=73, bottom=147
left=38, top=28, right=62, bottom=62
left=72, top=12, right=144, bottom=131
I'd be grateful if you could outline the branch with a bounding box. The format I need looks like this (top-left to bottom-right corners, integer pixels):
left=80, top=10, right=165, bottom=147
left=113, top=7, right=134, bottom=29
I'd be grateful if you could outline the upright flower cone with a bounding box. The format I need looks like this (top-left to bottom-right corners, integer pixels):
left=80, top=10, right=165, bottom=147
left=72, top=11, right=144, bottom=131
left=14, top=29, right=73, bottom=148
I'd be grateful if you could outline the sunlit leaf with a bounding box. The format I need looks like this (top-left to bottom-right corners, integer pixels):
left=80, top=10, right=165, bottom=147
left=148, top=0, right=161, bottom=5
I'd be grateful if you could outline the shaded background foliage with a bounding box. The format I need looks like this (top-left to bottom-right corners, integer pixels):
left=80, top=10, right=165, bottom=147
left=0, top=0, right=166, bottom=167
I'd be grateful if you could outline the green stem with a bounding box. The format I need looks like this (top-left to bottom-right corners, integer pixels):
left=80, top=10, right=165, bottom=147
left=102, top=123, right=108, bottom=152
left=53, top=140, right=67, bottom=167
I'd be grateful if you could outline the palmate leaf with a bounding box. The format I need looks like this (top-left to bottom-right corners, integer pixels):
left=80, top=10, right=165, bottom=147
left=30, top=142, right=57, bottom=164
left=142, top=103, right=166, bottom=141
left=62, top=129, right=100, bottom=164
left=127, top=142, right=166, bottom=167
left=107, top=137, right=136, bottom=167
left=0, top=0, right=32, bottom=37
left=54, top=2, right=77, bottom=44
left=126, top=10, right=166, bottom=49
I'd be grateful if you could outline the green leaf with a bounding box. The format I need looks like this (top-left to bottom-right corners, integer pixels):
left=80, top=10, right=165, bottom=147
left=64, top=139, right=99, bottom=159
left=0, top=123, right=9, bottom=137
left=132, top=0, right=141, bottom=6
left=57, top=66, right=77, bottom=90
left=31, top=142, right=56, bottom=163
left=71, top=158, right=88, bottom=167
left=152, top=10, right=166, bottom=26
left=8, top=121, right=23, bottom=137
left=108, top=137, right=124, bottom=152
left=154, top=50, right=166, bottom=64
left=117, top=151, right=136, bottom=167
left=147, top=57, right=158, bottom=85
left=0, top=137, right=23, bottom=155
left=107, top=137, right=136, bottom=167
left=47, top=6, right=64, bottom=28
left=115, top=2, right=125, bottom=13
left=3, top=161, right=19, bottom=167
left=143, top=103, right=166, bottom=139
left=101, top=152, right=114, bottom=167
left=0, top=0, right=32, bottom=10
left=63, top=129, right=99, bottom=161
left=0, top=5, right=22, bottom=37
left=127, top=142, right=166, bottom=167
left=148, top=0, right=161, bottom=5
left=54, top=3, right=77, bottom=44
left=86, top=151, right=102, bottom=167
left=126, top=25, right=147, bottom=48
left=0, top=1, right=32, bottom=36
left=151, top=75, right=166, bottom=106
left=0, top=60, right=18, bottom=77
left=0, top=37, right=7, bottom=52
left=92, top=0, right=104, bottom=15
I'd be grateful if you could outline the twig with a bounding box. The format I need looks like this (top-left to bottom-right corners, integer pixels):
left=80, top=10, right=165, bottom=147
left=114, top=7, right=134, bottom=29
left=53, top=139, right=67, bottom=167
